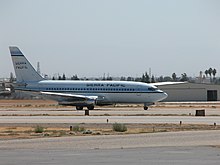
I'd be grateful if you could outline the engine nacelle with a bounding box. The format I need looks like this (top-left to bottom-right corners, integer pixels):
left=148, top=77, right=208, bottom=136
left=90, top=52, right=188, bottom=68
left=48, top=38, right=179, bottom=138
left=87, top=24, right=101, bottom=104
left=84, top=99, right=96, bottom=105
left=58, top=99, right=96, bottom=106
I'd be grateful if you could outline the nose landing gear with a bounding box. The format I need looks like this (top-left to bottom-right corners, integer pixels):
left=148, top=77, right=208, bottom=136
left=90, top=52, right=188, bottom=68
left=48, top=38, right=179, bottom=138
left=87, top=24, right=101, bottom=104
left=144, top=102, right=154, bottom=110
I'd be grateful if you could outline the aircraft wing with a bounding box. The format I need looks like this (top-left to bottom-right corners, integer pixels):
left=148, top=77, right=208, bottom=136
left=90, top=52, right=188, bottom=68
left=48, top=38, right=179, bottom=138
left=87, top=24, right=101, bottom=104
left=40, top=91, right=98, bottom=101
left=151, top=82, right=186, bottom=87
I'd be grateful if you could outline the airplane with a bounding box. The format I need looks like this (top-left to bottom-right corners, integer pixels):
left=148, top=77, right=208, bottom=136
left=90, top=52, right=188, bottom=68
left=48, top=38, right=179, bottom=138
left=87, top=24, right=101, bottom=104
left=9, top=46, right=168, bottom=110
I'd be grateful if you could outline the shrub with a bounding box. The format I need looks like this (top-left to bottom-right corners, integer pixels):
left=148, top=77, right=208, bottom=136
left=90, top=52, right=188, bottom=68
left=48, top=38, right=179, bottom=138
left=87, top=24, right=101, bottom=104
left=72, top=125, right=85, bottom=132
left=72, top=125, right=80, bottom=132
left=79, top=126, right=85, bottom=132
left=112, top=123, right=127, bottom=132
left=82, top=130, right=93, bottom=134
left=34, top=125, right=44, bottom=133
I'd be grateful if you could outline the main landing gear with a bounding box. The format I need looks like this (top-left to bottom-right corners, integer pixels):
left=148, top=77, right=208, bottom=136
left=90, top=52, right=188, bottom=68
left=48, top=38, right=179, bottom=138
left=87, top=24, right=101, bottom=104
left=76, top=105, right=94, bottom=110
left=87, top=105, right=94, bottom=110
left=144, top=106, right=149, bottom=110
left=76, top=106, right=83, bottom=110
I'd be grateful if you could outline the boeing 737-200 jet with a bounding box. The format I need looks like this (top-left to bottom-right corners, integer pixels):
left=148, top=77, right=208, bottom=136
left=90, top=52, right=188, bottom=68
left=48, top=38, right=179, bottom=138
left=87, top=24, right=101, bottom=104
left=10, top=46, right=168, bottom=110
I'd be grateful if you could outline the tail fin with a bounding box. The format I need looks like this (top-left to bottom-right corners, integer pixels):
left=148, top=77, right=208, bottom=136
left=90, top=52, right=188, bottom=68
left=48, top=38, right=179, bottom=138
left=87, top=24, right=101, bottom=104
left=9, top=46, right=44, bottom=82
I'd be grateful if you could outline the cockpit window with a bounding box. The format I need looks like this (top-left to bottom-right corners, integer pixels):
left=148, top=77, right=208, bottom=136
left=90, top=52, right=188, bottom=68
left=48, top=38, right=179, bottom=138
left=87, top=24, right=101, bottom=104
left=148, top=87, right=157, bottom=91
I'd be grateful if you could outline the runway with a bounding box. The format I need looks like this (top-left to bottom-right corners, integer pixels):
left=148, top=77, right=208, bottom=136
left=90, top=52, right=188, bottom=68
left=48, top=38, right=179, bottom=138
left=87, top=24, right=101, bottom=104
left=0, top=101, right=220, bottom=164
left=0, top=115, right=219, bottom=125
left=1, top=107, right=220, bottom=116
left=0, top=146, right=220, bottom=165
left=0, top=130, right=220, bottom=165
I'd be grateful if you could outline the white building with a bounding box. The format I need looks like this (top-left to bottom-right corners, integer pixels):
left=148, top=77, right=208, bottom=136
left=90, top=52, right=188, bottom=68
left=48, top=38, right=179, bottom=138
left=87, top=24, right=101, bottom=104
left=158, top=82, right=220, bottom=102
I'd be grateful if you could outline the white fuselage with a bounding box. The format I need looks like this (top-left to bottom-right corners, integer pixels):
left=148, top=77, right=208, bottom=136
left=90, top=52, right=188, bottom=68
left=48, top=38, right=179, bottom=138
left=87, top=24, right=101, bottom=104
left=16, top=80, right=167, bottom=105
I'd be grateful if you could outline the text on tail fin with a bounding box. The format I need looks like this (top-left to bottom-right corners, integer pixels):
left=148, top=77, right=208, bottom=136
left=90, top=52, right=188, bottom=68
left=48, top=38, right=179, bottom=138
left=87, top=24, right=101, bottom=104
left=10, top=46, right=44, bottom=82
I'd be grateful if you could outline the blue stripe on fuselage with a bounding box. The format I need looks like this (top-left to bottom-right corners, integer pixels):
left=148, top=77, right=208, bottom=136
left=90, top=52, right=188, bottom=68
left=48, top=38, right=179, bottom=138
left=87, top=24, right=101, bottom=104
left=9, top=47, right=24, bottom=56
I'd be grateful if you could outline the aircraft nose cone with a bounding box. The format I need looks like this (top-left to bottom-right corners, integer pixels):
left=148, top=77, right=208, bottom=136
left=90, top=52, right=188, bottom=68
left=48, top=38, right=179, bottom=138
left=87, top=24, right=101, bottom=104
left=162, top=92, right=168, bottom=100
left=158, top=91, right=168, bottom=101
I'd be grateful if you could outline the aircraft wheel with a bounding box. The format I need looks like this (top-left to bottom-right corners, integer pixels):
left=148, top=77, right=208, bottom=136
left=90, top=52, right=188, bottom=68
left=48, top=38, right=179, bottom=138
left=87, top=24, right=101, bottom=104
left=144, top=106, right=148, bottom=110
left=76, top=106, right=83, bottom=110
left=87, top=105, right=94, bottom=110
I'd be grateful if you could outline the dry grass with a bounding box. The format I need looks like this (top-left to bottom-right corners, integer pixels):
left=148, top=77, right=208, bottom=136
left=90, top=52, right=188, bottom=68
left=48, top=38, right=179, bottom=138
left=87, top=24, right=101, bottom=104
left=0, top=123, right=219, bottom=140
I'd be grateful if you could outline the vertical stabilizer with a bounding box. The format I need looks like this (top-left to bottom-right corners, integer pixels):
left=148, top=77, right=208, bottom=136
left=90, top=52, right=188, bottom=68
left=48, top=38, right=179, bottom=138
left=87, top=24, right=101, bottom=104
left=9, top=47, right=44, bottom=82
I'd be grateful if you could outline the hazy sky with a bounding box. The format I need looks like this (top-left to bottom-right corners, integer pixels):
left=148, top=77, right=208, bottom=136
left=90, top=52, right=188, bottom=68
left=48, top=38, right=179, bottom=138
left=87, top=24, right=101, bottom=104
left=0, top=0, right=220, bottom=78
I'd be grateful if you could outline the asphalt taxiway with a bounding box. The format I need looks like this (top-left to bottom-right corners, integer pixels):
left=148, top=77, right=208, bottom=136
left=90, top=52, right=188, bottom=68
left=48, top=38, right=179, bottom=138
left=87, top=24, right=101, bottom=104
left=1, top=107, right=220, bottom=116
left=0, top=115, right=219, bottom=125
left=0, top=146, right=219, bottom=165
left=0, top=130, right=220, bottom=165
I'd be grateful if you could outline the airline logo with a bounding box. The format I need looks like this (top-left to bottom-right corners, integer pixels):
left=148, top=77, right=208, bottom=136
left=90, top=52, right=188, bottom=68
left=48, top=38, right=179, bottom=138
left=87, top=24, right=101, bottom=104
left=15, top=62, right=28, bottom=69
left=86, top=83, right=126, bottom=87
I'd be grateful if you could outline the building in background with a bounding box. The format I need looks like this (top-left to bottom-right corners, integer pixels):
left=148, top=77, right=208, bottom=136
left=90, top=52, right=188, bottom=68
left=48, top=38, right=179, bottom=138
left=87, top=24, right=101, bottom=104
left=159, top=82, right=220, bottom=102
